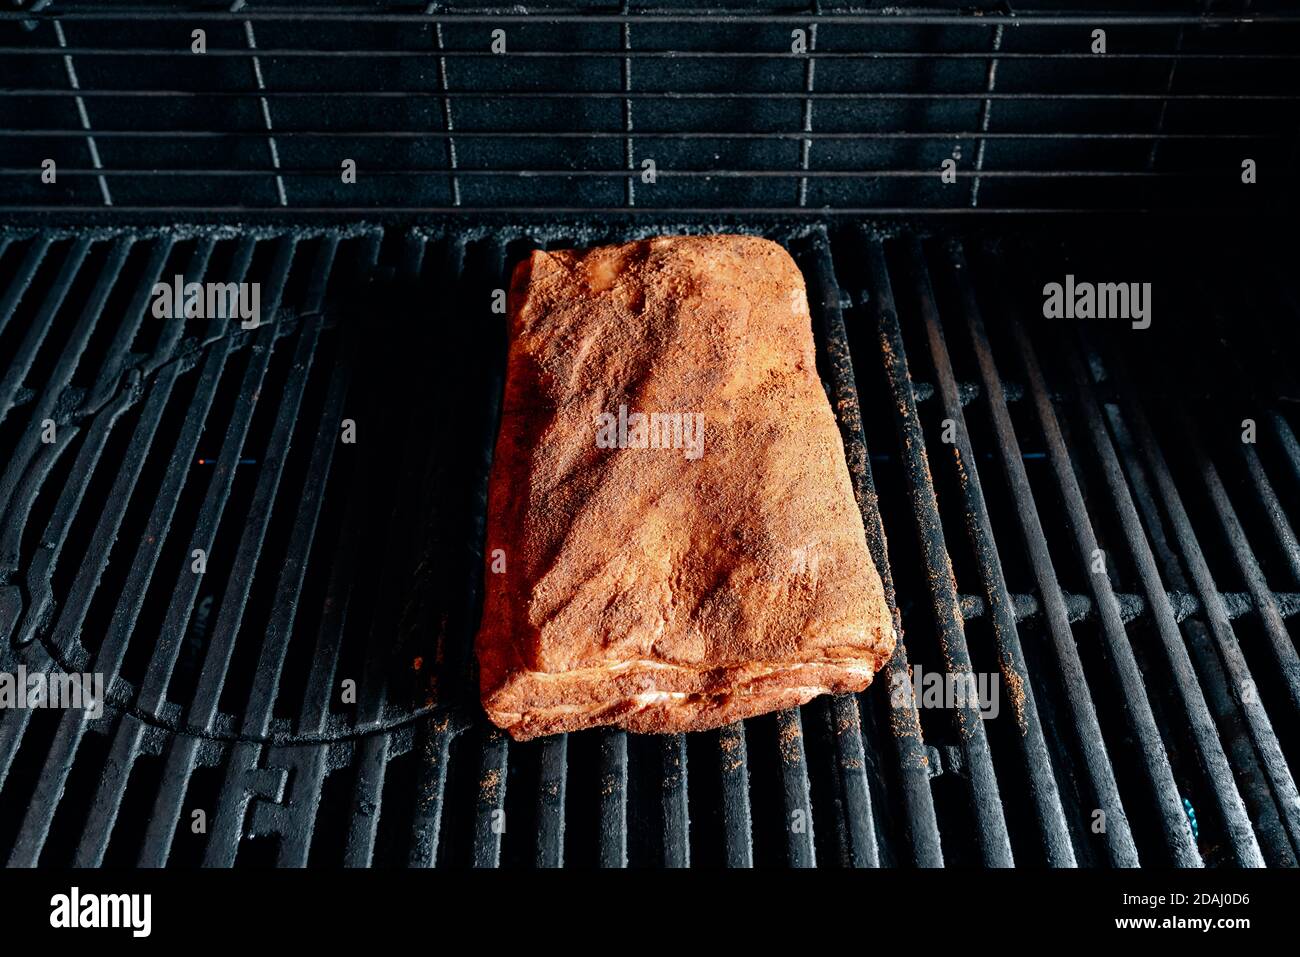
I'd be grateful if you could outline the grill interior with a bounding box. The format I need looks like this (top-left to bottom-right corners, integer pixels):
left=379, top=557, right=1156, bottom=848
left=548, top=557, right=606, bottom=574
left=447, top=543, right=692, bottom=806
left=0, top=221, right=1297, bottom=867
left=1, top=0, right=1298, bottom=870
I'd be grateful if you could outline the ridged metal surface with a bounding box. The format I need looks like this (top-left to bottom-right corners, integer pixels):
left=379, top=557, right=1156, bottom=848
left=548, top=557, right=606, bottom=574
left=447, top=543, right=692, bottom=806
left=0, top=222, right=1297, bottom=868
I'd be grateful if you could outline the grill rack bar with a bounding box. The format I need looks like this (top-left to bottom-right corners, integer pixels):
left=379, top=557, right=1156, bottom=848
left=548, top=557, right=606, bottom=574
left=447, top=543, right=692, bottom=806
left=471, top=729, right=509, bottom=868
left=0, top=237, right=48, bottom=344
left=799, top=232, right=886, bottom=868
left=0, top=168, right=1248, bottom=180
left=6, top=208, right=1279, bottom=217
left=907, top=239, right=1074, bottom=864
left=717, top=723, right=753, bottom=867
left=0, top=236, right=133, bottom=582
left=7, top=48, right=1300, bottom=60
left=90, top=236, right=182, bottom=406
left=1179, top=413, right=1300, bottom=713
left=534, top=733, right=567, bottom=867
left=10, top=91, right=1298, bottom=104
left=11, top=237, right=252, bottom=867
left=825, top=694, right=879, bottom=867
left=865, top=237, right=1015, bottom=866
left=72, top=247, right=292, bottom=867
left=0, top=256, right=127, bottom=784
left=157, top=237, right=339, bottom=867
left=809, top=230, right=944, bottom=867
left=597, top=728, right=629, bottom=868
left=0, top=235, right=202, bottom=802
left=1057, top=325, right=1264, bottom=867
left=5, top=10, right=1297, bottom=26
left=0, top=238, right=92, bottom=428
left=775, top=708, right=816, bottom=868
left=661, top=734, right=690, bottom=867
left=953, top=245, right=1139, bottom=867
left=1108, top=354, right=1300, bottom=856
left=1240, top=441, right=1300, bottom=588
left=1010, top=298, right=1202, bottom=865
left=405, top=718, right=460, bottom=869
left=618, top=0, right=634, bottom=210
left=1098, top=395, right=1298, bottom=868
left=267, top=233, right=384, bottom=868
left=1198, top=291, right=1300, bottom=587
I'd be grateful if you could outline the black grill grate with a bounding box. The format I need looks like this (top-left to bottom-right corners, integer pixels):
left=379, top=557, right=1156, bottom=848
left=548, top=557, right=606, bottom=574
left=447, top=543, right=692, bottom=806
left=1, top=2, right=1298, bottom=216
left=0, top=221, right=1298, bottom=867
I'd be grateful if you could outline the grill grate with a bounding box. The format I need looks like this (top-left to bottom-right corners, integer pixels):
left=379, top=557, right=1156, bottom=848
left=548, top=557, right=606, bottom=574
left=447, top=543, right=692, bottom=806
left=1, top=221, right=1299, bottom=867
left=1, top=2, right=1298, bottom=216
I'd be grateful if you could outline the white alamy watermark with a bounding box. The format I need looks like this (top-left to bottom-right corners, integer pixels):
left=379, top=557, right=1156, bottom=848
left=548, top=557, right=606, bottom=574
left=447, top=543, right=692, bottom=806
left=50, top=887, right=151, bottom=938
left=1042, top=275, right=1151, bottom=329
left=890, top=664, right=1000, bottom=720
left=595, top=404, right=704, bottom=460
left=151, top=275, right=261, bottom=328
left=0, top=667, right=104, bottom=719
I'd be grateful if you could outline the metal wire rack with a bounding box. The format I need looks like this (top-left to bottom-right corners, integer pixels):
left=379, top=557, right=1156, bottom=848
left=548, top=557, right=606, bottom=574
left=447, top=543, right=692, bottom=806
left=0, top=2, right=1297, bottom=215
left=1, top=219, right=1298, bottom=866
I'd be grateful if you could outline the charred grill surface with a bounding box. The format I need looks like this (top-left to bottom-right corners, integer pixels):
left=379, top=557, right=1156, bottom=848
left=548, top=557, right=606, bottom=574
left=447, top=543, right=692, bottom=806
left=0, top=223, right=1297, bottom=868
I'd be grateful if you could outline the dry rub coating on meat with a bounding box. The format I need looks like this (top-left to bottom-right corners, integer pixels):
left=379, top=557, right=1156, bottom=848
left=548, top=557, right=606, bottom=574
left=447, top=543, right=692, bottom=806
left=475, top=234, right=895, bottom=741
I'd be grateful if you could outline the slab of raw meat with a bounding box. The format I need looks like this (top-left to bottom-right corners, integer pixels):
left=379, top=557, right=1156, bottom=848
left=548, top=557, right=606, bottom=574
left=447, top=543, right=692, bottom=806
left=476, top=235, right=895, bottom=740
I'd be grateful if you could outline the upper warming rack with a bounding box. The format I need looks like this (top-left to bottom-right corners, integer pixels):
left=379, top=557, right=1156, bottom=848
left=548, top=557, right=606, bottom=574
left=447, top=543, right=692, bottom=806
left=0, top=2, right=1297, bottom=217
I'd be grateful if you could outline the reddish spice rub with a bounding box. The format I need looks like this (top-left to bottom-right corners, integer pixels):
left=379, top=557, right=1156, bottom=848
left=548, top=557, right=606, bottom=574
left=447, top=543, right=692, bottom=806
left=476, top=235, right=895, bottom=741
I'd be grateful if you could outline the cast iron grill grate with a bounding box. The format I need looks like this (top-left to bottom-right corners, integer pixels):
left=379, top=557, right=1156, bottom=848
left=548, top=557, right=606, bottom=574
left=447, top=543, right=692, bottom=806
left=0, top=221, right=1297, bottom=867
left=1, top=2, right=1298, bottom=216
